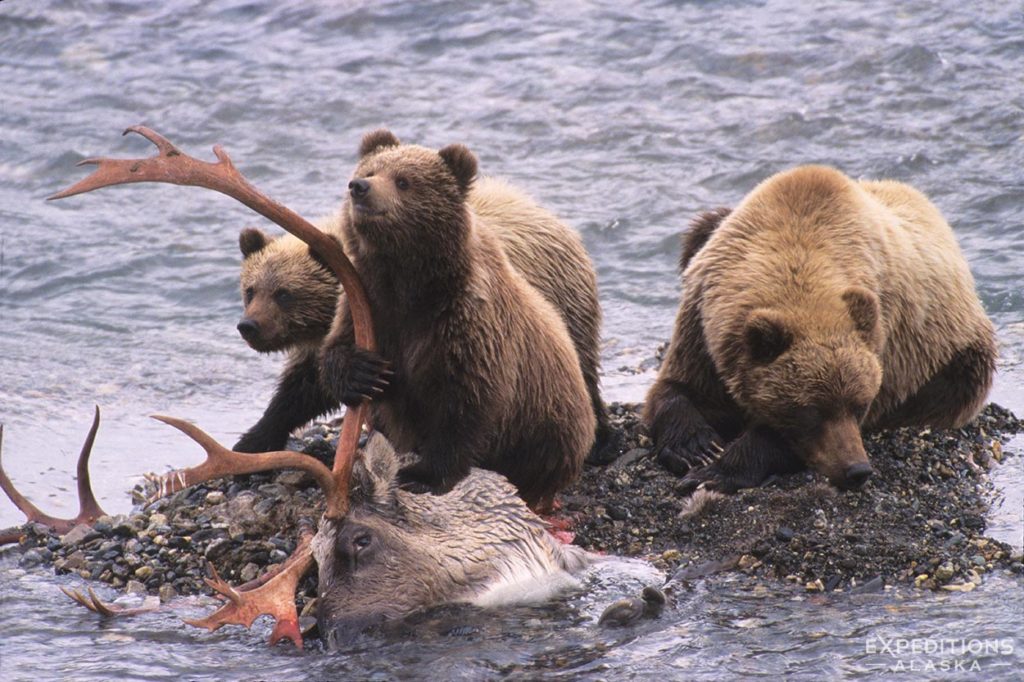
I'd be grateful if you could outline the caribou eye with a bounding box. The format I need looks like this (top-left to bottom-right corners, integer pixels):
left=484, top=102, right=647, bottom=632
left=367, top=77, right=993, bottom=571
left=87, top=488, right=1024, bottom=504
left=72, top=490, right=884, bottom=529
left=395, top=177, right=410, bottom=191
left=244, top=286, right=255, bottom=304
left=274, top=288, right=293, bottom=306
left=352, top=534, right=372, bottom=553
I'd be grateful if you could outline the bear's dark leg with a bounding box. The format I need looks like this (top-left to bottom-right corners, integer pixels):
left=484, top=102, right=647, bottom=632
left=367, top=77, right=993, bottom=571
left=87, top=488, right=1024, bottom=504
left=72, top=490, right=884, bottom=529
left=234, top=350, right=338, bottom=453
left=585, top=387, right=621, bottom=465
left=645, top=378, right=727, bottom=476
left=678, top=425, right=804, bottom=495
left=872, top=340, right=996, bottom=431
left=395, top=395, right=488, bottom=498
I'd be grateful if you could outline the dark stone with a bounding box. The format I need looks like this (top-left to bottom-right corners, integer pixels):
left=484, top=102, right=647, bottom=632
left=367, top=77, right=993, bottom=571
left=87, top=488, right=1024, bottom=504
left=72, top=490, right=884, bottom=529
left=775, top=527, right=795, bottom=542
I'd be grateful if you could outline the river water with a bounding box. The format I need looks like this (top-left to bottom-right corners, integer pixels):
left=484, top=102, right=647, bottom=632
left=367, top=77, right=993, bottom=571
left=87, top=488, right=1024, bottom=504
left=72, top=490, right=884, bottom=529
left=0, top=1, right=1021, bottom=679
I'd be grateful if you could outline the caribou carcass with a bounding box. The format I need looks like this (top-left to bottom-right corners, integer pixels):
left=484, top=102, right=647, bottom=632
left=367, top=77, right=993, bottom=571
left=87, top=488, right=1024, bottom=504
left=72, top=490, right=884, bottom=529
left=0, top=127, right=590, bottom=648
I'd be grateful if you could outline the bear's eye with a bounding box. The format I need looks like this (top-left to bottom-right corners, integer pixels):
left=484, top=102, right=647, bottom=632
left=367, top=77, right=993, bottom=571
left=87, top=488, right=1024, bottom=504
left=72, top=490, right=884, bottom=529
left=352, top=534, right=372, bottom=553
left=851, top=402, right=871, bottom=421
left=244, top=287, right=255, bottom=304
left=395, top=176, right=410, bottom=191
left=274, top=288, right=294, bottom=306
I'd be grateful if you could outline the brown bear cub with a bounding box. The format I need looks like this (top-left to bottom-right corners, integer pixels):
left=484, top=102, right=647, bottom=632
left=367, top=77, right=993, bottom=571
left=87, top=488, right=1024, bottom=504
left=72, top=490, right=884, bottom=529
left=233, top=217, right=346, bottom=452
left=320, top=129, right=596, bottom=510
left=645, top=165, right=996, bottom=493
left=232, top=181, right=611, bottom=460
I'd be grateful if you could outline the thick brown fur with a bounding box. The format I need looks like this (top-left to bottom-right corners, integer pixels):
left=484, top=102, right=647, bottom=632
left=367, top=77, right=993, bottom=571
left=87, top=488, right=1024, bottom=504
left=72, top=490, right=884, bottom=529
left=321, top=129, right=595, bottom=510
left=232, top=180, right=608, bottom=458
left=233, top=215, right=345, bottom=453
left=645, top=165, right=996, bottom=493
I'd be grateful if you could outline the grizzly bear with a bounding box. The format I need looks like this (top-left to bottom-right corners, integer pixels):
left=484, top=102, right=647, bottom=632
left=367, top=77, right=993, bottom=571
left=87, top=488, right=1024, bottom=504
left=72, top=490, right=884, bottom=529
left=232, top=215, right=345, bottom=453
left=320, top=129, right=596, bottom=510
left=232, top=179, right=610, bottom=459
left=645, top=165, right=996, bottom=493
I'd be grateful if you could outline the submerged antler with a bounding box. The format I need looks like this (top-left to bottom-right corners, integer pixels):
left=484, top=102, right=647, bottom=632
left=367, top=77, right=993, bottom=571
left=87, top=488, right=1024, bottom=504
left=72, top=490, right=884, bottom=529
left=0, top=407, right=107, bottom=545
left=50, top=126, right=370, bottom=519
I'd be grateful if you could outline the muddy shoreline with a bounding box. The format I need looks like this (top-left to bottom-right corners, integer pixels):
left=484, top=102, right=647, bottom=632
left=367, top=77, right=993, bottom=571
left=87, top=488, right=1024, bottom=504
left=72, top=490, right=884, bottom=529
left=6, top=401, right=1022, bottom=614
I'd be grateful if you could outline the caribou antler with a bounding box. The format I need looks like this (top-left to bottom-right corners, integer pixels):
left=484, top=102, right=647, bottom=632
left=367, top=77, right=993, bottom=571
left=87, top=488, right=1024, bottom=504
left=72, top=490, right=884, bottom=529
left=0, top=407, right=107, bottom=545
left=148, top=415, right=350, bottom=520
left=50, top=126, right=371, bottom=519
left=61, top=586, right=160, bottom=617
left=50, top=127, right=377, bottom=645
left=184, top=523, right=316, bottom=649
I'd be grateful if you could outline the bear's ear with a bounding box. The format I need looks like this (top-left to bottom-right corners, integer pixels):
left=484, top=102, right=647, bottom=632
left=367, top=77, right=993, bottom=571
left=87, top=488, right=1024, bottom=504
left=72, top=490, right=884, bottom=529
left=680, top=206, right=731, bottom=274
left=239, top=227, right=268, bottom=258
left=359, top=129, right=401, bottom=158
left=307, top=235, right=343, bottom=280
left=438, top=143, right=477, bottom=194
left=743, top=309, right=793, bottom=364
left=842, top=286, right=882, bottom=348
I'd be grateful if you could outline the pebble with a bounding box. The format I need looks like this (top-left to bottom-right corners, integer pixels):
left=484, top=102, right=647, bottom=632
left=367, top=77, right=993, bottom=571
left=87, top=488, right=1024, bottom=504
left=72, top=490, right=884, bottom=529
left=933, top=562, right=955, bottom=582
left=159, top=584, right=177, bottom=603
left=204, top=491, right=225, bottom=505
left=775, top=527, right=795, bottom=542
left=61, top=524, right=95, bottom=547
left=125, top=580, right=147, bottom=595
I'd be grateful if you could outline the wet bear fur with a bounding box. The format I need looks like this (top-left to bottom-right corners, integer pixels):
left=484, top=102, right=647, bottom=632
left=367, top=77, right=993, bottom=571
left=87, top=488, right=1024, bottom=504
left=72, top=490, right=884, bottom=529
left=232, top=184, right=610, bottom=459
left=645, top=165, right=996, bottom=493
left=320, top=129, right=596, bottom=510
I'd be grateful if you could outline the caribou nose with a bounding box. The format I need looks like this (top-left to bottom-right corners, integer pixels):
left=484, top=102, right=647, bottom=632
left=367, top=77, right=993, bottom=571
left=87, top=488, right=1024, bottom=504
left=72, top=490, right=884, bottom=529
left=842, top=462, right=873, bottom=490
left=349, top=178, right=370, bottom=198
left=236, top=318, right=260, bottom=341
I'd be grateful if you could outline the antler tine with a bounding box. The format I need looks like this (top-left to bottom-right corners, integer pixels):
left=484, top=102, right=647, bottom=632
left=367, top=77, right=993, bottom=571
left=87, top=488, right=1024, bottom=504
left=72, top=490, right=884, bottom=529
left=0, top=408, right=108, bottom=544
left=184, top=527, right=316, bottom=649
left=147, top=415, right=339, bottom=507
left=51, top=126, right=377, bottom=519
left=61, top=585, right=160, bottom=617
left=75, top=406, right=105, bottom=521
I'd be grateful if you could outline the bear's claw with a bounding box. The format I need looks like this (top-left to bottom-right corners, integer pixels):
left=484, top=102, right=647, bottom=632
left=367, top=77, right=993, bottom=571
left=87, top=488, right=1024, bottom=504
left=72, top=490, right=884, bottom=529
left=654, top=428, right=723, bottom=476
left=323, top=346, right=392, bottom=408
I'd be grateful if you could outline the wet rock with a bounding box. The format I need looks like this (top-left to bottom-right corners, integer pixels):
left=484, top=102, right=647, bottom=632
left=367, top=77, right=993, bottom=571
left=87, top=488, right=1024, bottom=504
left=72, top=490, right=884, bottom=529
left=61, top=524, right=96, bottom=546
left=849, top=576, right=884, bottom=594
left=159, top=584, right=177, bottom=603
left=598, top=586, right=666, bottom=627
left=19, top=548, right=45, bottom=568
left=239, top=562, right=260, bottom=583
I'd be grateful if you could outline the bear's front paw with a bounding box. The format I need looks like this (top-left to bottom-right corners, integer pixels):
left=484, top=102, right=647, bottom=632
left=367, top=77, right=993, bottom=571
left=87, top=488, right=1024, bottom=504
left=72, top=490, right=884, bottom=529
left=322, top=346, right=393, bottom=407
left=677, top=461, right=744, bottom=496
left=653, top=428, right=723, bottom=476
left=234, top=431, right=283, bottom=454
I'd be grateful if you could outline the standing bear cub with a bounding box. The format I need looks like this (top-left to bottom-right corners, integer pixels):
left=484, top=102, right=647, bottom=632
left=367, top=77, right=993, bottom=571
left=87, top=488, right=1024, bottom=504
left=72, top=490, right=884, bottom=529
left=232, top=180, right=610, bottom=462
left=645, top=165, right=996, bottom=493
left=320, top=129, right=596, bottom=510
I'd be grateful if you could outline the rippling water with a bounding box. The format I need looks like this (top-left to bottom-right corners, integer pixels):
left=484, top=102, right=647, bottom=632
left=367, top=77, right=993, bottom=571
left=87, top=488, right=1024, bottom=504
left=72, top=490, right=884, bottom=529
left=1, top=1, right=1022, bottom=679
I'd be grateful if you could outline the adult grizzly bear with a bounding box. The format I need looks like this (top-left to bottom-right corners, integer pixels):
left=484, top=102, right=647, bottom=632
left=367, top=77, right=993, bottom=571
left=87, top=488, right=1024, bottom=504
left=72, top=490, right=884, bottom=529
left=320, top=129, right=595, bottom=510
left=645, top=165, right=996, bottom=493
left=231, top=178, right=611, bottom=459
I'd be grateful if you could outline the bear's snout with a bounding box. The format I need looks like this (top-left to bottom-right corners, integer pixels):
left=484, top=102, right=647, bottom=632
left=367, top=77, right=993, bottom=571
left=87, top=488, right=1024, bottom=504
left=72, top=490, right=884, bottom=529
left=237, top=318, right=261, bottom=342
left=838, top=462, right=873, bottom=490
left=349, top=178, right=371, bottom=199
